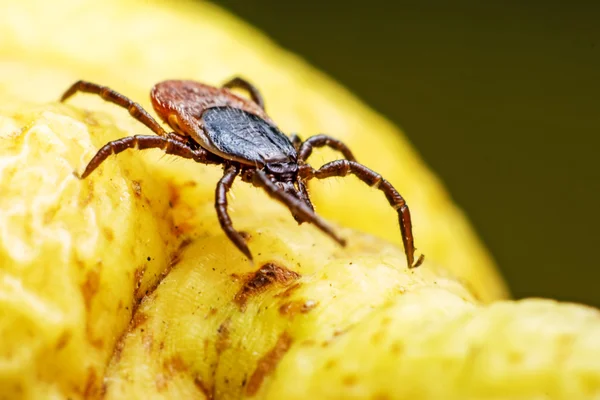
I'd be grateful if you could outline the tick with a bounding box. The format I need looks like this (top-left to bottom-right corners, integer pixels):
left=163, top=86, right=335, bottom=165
left=61, top=77, right=424, bottom=268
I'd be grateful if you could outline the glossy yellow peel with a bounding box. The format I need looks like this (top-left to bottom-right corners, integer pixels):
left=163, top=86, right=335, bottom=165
left=1, top=0, right=599, bottom=399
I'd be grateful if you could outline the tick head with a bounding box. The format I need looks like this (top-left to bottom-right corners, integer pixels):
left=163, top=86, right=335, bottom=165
left=265, top=161, right=298, bottom=180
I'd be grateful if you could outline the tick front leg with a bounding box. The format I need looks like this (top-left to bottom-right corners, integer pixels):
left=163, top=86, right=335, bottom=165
left=76, top=133, right=218, bottom=179
left=300, top=160, right=424, bottom=268
left=298, top=134, right=356, bottom=163
left=61, top=80, right=169, bottom=137
left=215, top=165, right=253, bottom=260
left=289, top=133, right=302, bottom=151
left=222, top=77, right=265, bottom=110
left=252, top=170, right=346, bottom=247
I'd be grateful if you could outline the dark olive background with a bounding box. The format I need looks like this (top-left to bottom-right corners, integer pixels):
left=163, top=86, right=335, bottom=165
left=209, top=0, right=600, bottom=307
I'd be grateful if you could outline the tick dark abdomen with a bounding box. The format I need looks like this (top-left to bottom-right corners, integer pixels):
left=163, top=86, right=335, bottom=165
left=202, top=107, right=296, bottom=165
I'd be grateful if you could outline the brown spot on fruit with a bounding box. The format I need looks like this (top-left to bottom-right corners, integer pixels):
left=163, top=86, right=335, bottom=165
left=55, top=331, right=71, bottom=350
left=164, top=354, right=187, bottom=374
left=205, top=307, right=218, bottom=319
left=194, top=376, right=212, bottom=399
left=245, top=332, right=293, bottom=396
left=81, top=269, right=100, bottom=311
left=216, top=318, right=232, bottom=354
left=169, top=238, right=192, bottom=268
left=131, top=180, right=142, bottom=198
left=234, top=263, right=300, bottom=310
left=83, top=367, right=99, bottom=398
left=133, top=266, right=146, bottom=301
left=278, top=299, right=318, bottom=318
left=131, top=311, right=148, bottom=330
left=103, top=227, right=114, bottom=242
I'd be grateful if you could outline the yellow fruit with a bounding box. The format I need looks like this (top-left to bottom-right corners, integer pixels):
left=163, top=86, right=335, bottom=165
left=1, top=0, right=599, bottom=399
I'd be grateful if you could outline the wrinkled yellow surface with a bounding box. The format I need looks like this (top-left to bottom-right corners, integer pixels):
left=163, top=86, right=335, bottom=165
left=0, top=0, right=599, bottom=399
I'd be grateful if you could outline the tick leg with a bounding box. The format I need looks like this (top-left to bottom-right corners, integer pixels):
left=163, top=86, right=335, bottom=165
left=222, top=77, right=265, bottom=110
left=296, top=179, right=315, bottom=213
left=300, top=160, right=424, bottom=268
left=252, top=170, right=346, bottom=246
left=290, top=133, right=302, bottom=151
left=61, top=80, right=169, bottom=137
left=298, top=134, right=356, bottom=163
left=215, top=165, right=253, bottom=260
left=77, top=133, right=218, bottom=179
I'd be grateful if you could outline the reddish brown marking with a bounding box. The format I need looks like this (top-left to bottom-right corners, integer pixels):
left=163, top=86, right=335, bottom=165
left=205, top=307, right=218, bottom=319
left=278, top=299, right=318, bottom=318
left=55, top=331, right=71, bottom=350
left=151, top=80, right=272, bottom=144
left=234, top=263, right=300, bottom=310
left=167, top=182, right=181, bottom=209
left=78, top=179, right=94, bottom=208
left=131, top=311, right=148, bottom=330
left=131, top=180, right=142, bottom=198
left=81, top=269, right=100, bottom=311
left=111, top=335, right=126, bottom=363
left=194, top=376, right=213, bottom=399
left=321, top=328, right=350, bottom=347
left=169, top=238, right=192, bottom=268
left=133, top=266, right=146, bottom=301
left=164, top=354, right=188, bottom=375
left=83, top=367, right=98, bottom=398
left=274, top=282, right=302, bottom=299
left=245, top=332, right=293, bottom=396
left=215, top=318, right=232, bottom=355
left=102, top=226, right=115, bottom=242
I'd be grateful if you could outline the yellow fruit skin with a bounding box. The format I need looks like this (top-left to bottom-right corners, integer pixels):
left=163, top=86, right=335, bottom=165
left=0, top=105, right=182, bottom=398
left=4, top=0, right=597, bottom=400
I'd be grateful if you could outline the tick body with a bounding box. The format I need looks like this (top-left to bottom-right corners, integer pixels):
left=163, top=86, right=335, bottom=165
left=61, top=78, right=424, bottom=268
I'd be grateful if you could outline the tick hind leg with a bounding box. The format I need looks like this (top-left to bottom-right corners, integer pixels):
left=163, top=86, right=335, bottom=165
left=222, top=77, right=265, bottom=110
left=251, top=170, right=346, bottom=247
left=298, top=134, right=356, bottom=163
left=76, top=133, right=218, bottom=179
left=61, top=80, right=169, bottom=137
left=300, top=160, right=424, bottom=268
left=215, top=165, right=254, bottom=260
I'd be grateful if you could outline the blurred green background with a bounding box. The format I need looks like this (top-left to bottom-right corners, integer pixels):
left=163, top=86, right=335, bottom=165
left=210, top=1, right=600, bottom=307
